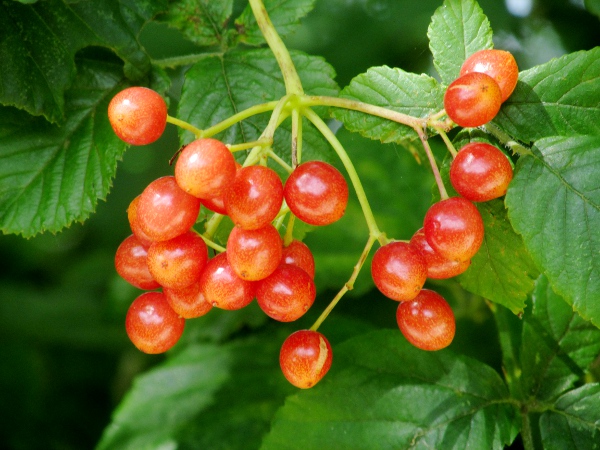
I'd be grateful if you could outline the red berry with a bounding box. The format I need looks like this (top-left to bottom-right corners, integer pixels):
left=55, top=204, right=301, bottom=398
left=460, top=49, right=519, bottom=102
left=396, top=289, right=455, bottom=351
left=175, top=138, right=237, bottom=200
left=450, top=142, right=513, bottom=202
left=409, top=228, right=470, bottom=279
left=125, top=292, right=185, bottom=354
left=423, top=197, right=484, bottom=262
left=163, top=280, right=213, bottom=319
left=256, top=265, right=316, bottom=322
left=226, top=224, right=282, bottom=281
left=147, top=231, right=208, bottom=289
left=280, top=330, right=332, bottom=389
left=444, top=72, right=502, bottom=127
left=371, top=241, right=428, bottom=301
left=225, top=165, right=284, bottom=230
left=127, top=195, right=155, bottom=247
left=284, top=161, right=349, bottom=226
left=108, top=87, right=167, bottom=145
left=136, top=176, right=201, bottom=242
left=281, top=240, right=315, bottom=279
left=115, top=234, right=160, bottom=290
left=198, top=252, right=256, bottom=310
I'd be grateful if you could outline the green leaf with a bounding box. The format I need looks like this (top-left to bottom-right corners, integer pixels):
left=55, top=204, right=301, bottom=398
left=585, top=0, right=600, bottom=19
left=262, top=329, right=519, bottom=450
left=520, top=275, right=600, bottom=403
left=0, top=58, right=128, bottom=237
left=0, top=0, right=166, bottom=123
left=539, top=384, right=600, bottom=449
left=333, top=67, right=444, bottom=144
left=493, top=48, right=600, bottom=143
left=505, top=136, right=600, bottom=327
left=235, top=0, right=316, bottom=46
left=177, top=48, right=339, bottom=165
left=427, top=0, right=493, bottom=85
left=158, top=0, right=233, bottom=47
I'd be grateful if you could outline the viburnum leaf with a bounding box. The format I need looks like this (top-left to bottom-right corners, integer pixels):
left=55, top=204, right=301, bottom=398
left=262, top=330, right=520, bottom=449
left=0, top=58, right=129, bottom=237
left=505, top=136, right=600, bottom=328
left=0, top=0, right=166, bottom=123
left=520, top=275, right=600, bottom=403
left=427, top=0, right=493, bottom=85
left=586, top=0, right=600, bottom=18
left=539, top=384, right=600, bottom=449
left=333, top=67, right=444, bottom=144
left=493, top=48, right=600, bottom=143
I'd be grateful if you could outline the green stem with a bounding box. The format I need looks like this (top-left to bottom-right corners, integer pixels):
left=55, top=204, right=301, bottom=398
left=199, top=234, right=226, bottom=253
left=167, top=115, right=203, bottom=137
left=203, top=213, right=224, bottom=240
left=437, top=129, right=458, bottom=158
left=291, top=107, right=302, bottom=167
left=152, top=52, right=220, bottom=68
left=267, top=149, right=293, bottom=173
left=521, top=410, right=536, bottom=450
left=248, top=0, right=303, bottom=95
left=203, top=101, right=279, bottom=138
left=484, top=122, right=531, bottom=156
left=283, top=212, right=295, bottom=246
left=417, top=127, right=449, bottom=200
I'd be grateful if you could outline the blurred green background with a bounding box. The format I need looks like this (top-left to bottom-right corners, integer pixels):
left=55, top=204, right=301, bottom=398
left=1, top=0, right=599, bottom=448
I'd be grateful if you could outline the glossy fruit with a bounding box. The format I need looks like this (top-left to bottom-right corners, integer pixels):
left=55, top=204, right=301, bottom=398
left=444, top=72, right=502, bottom=127
left=115, top=234, right=160, bottom=290
left=256, top=265, right=316, bottom=322
left=125, top=292, right=185, bottom=354
left=136, top=176, right=201, bottom=242
left=108, top=87, right=167, bottom=145
left=226, top=224, right=282, bottom=281
left=371, top=241, right=428, bottom=301
left=396, top=289, right=455, bottom=351
left=225, top=165, right=284, bottom=230
left=163, top=280, right=213, bottom=319
left=423, top=197, right=484, bottom=262
left=175, top=138, right=237, bottom=199
left=127, top=195, right=155, bottom=247
left=460, top=49, right=519, bottom=102
left=450, top=142, right=513, bottom=202
left=284, top=161, right=349, bottom=226
left=198, top=252, right=257, bottom=310
left=147, top=231, right=208, bottom=289
left=281, top=240, right=315, bottom=279
left=409, top=228, right=470, bottom=279
left=280, top=330, right=332, bottom=389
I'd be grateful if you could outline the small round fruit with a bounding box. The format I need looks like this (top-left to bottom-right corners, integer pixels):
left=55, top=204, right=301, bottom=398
left=409, top=228, right=470, bottom=279
left=450, top=142, right=513, bottom=202
left=175, top=138, right=237, bottom=199
left=136, top=176, right=201, bottom=242
left=127, top=195, right=155, bottom=247
left=115, top=234, right=160, bottom=290
left=125, top=292, right=185, bottom=354
left=108, top=87, right=167, bottom=145
left=444, top=72, right=502, bottom=127
left=371, top=241, right=428, bottom=301
left=280, top=330, right=332, bottom=389
left=163, top=281, right=213, bottom=319
left=423, top=197, right=484, bottom=262
left=281, top=240, right=315, bottom=279
left=460, top=49, right=519, bottom=102
left=284, top=161, right=349, bottom=226
left=256, top=265, right=316, bottom=322
left=396, top=289, right=455, bottom=351
left=226, top=224, right=282, bottom=281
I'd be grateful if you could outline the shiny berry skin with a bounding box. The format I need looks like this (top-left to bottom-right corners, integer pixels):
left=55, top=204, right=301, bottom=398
left=136, top=176, right=201, bottom=242
left=281, top=240, right=315, bottom=279
left=225, top=165, right=284, bottom=230
left=444, top=72, right=502, bottom=127
left=163, top=280, right=213, bottom=319
left=396, top=289, right=455, bottom=351
left=460, top=49, right=519, bottom=102
left=409, top=228, right=470, bottom=279
left=280, top=330, right=332, bottom=389
left=108, top=87, right=167, bottom=145
left=226, top=224, right=282, bottom=281
left=450, top=142, right=513, bottom=202
left=175, top=138, right=237, bottom=200
left=423, top=197, right=484, bottom=262
left=147, top=231, right=208, bottom=289
left=256, top=265, right=316, bottom=322
left=198, top=252, right=256, bottom=310
left=371, top=241, right=428, bottom=301
left=284, top=161, right=349, bottom=226
left=115, top=234, right=160, bottom=290
left=127, top=195, right=155, bottom=247
left=125, top=292, right=185, bottom=354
